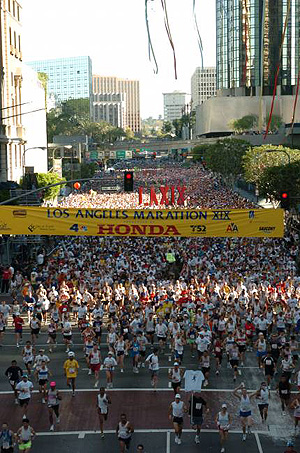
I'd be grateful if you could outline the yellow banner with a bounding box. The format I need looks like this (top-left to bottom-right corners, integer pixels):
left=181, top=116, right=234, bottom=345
left=0, top=207, right=284, bottom=237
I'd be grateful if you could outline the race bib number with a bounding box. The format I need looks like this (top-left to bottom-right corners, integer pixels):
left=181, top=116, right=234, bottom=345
left=196, top=403, right=202, bottom=410
left=69, top=368, right=75, bottom=374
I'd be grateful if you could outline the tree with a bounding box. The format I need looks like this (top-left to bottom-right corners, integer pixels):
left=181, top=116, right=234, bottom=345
left=243, top=145, right=300, bottom=185
left=191, top=144, right=208, bottom=161
left=125, top=127, right=135, bottom=141
left=268, top=114, right=283, bottom=133
left=259, top=161, right=300, bottom=206
left=36, top=173, right=66, bottom=200
left=37, top=72, right=49, bottom=109
left=172, top=119, right=182, bottom=139
left=161, top=121, right=173, bottom=135
left=203, top=138, right=250, bottom=178
left=230, top=115, right=258, bottom=134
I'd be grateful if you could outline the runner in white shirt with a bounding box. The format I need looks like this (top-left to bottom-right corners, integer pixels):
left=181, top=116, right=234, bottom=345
left=97, top=387, right=111, bottom=438
left=89, top=344, right=102, bottom=387
left=168, top=394, right=187, bottom=445
left=103, top=352, right=117, bottom=389
left=145, top=348, right=159, bottom=390
left=16, top=375, right=34, bottom=416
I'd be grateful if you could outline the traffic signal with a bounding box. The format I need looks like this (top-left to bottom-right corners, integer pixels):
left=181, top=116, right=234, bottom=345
left=280, top=191, right=290, bottom=209
left=124, top=171, right=134, bottom=192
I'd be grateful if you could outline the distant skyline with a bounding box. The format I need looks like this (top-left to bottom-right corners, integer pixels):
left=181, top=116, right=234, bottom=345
left=22, top=0, right=216, bottom=119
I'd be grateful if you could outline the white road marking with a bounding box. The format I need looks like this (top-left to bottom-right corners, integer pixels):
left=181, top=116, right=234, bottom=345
left=255, top=432, right=264, bottom=453
left=166, top=431, right=170, bottom=453
left=35, top=428, right=270, bottom=436
left=0, top=388, right=295, bottom=394
left=78, top=432, right=85, bottom=439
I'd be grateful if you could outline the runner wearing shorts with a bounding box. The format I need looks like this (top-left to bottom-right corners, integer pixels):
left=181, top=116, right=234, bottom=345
left=47, top=381, right=62, bottom=432
left=251, top=382, right=270, bottom=423
left=16, top=419, right=35, bottom=453
left=216, top=404, right=232, bottom=453
left=97, top=387, right=111, bottom=438
left=168, top=394, right=187, bottom=445
left=233, top=384, right=253, bottom=441
left=117, top=414, right=134, bottom=453
left=5, top=360, right=22, bottom=404
left=89, top=344, right=102, bottom=387
left=16, top=375, right=33, bottom=417
left=189, top=392, right=208, bottom=445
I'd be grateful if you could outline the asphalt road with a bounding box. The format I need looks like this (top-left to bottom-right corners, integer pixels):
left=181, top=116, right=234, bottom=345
left=0, top=326, right=298, bottom=452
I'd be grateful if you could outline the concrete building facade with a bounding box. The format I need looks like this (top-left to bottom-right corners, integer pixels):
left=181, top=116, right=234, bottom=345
left=93, top=93, right=127, bottom=129
left=163, top=91, right=190, bottom=122
left=21, top=65, right=47, bottom=174
left=92, top=75, right=141, bottom=132
left=191, top=67, right=216, bottom=109
left=0, top=0, right=25, bottom=182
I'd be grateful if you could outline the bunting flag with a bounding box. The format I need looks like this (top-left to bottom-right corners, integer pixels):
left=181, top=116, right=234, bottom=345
left=161, top=0, right=178, bottom=79
left=264, top=0, right=291, bottom=139
left=145, top=0, right=158, bottom=74
left=193, top=0, right=204, bottom=69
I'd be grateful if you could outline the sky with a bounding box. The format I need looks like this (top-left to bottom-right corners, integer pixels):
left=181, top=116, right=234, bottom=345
left=22, top=0, right=216, bottom=119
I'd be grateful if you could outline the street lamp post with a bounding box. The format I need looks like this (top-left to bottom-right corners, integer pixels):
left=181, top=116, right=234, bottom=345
left=23, top=146, right=47, bottom=177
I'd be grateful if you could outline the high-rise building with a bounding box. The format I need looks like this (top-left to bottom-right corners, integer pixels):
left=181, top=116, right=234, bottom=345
left=92, top=76, right=141, bottom=132
left=93, top=93, right=127, bottom=129
left=191, top=67, right=216, bottom=109
left=163, top=91, right=191, bottom=122
left=195, top=1, right=300, bottom=138
left=0, top=0, right=26, bottom=182
left=216, top=0, right=299, bottom=96
left=27, top=56, right=93, bottom=109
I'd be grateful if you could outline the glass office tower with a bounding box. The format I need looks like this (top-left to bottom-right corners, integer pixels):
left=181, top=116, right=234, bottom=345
left=216, top=0, right=300, bottom=95
left=27, top=56, right=93, bottom=106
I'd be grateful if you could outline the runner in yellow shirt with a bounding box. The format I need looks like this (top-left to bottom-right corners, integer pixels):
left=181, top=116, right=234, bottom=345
left=63, top=352, right=79, bottom=397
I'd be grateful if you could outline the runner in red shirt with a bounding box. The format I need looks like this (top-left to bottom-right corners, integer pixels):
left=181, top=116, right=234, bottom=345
left=13, top=313, right=24, bottom=347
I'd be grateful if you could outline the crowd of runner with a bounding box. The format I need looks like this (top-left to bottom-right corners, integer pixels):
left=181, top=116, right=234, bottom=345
left=0, top=163, right=299, bottom=452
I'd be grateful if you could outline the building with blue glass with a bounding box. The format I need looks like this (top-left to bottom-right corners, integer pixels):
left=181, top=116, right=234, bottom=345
left=26, top=56, right=93, bottom=107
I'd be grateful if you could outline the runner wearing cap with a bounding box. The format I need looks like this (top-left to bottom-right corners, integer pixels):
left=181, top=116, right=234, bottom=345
left=168, top=362, right=184, bottom=395
left=63, top=352, right=79, bottom=397
left=97, top=387, right=111, bottom=438
left=189, top=392, right=208, bottom=445
left=47, top=381, right=62, bottom=431
left=16, top=418, right=35, bottom=453
left=216, top=404, right=232, bottom=453
left=103, top=351, right=117, bottom=389
left=168, top=394, right=187, bottom=445
left=16, top=375, right=34, bottom=417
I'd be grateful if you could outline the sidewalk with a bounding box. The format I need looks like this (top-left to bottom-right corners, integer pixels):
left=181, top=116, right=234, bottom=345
left=234, top=186, right=274, bottom=209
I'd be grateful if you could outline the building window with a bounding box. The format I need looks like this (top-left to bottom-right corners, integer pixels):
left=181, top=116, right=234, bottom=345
left=9, top=27, right=12, bottom=45
left=13, top=0, right=15, bottom=16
